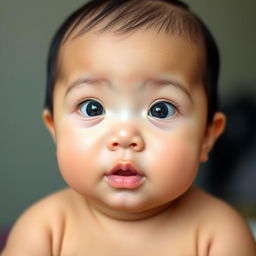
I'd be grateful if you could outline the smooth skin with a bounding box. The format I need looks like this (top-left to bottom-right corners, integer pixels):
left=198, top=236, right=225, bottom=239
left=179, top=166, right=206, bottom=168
left=2, top=29, right=256, bottom=255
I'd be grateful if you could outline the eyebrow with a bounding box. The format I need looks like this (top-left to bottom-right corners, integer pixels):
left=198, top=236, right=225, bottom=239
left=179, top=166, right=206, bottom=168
left=65, top=77, right=109, bottom=97
left=146, top=78, right=192, bottom=101
left=65, top=76, right=192, bottom=101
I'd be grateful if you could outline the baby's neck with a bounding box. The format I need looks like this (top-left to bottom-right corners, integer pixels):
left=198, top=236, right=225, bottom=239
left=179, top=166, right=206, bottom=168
left=87, top=200, right=174, bottom=222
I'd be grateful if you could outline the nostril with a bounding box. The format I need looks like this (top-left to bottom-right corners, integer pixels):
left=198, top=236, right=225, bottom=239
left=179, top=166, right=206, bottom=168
left=130, top=137, right=145, bottom=152
left=113, top=142, right=119, bottom=147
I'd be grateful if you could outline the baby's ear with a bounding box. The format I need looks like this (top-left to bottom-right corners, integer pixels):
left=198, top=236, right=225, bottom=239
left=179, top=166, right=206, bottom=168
left=42, top=109, right=56, bottom=142
left=200, top=112, right=226, bottom=162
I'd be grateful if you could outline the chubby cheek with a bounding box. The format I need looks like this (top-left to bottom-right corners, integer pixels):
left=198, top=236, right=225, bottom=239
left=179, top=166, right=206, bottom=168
left=148, top=129, right=202, bottom=199
left=55, top=125, right=101, bottom=194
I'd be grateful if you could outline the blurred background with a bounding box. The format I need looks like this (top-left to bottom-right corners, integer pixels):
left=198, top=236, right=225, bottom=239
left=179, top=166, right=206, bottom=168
left=0, top=0, right=256, bottom=246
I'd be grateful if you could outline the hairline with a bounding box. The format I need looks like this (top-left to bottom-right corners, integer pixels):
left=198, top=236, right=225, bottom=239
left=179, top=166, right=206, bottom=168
left=63, top=1, right=203, bottom=43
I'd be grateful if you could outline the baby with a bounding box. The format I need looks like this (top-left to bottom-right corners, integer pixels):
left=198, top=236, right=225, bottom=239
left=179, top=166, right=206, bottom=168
left=2, top=0, right=256, bottom=255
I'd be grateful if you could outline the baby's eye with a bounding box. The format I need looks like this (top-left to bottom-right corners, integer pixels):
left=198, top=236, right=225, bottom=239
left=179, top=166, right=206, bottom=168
left=148, top=101, right=176, bottom=119
left=79, top=99, right=105, bottom=117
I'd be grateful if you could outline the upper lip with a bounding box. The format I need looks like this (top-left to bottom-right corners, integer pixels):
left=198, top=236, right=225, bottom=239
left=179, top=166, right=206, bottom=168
left=106, top=161, right=144, bottom=176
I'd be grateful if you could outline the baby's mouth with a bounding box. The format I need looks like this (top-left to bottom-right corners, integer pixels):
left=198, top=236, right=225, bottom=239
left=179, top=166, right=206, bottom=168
left=105, top=162, right=145, bottom=189
left=112, top=169, right=137, bottom=176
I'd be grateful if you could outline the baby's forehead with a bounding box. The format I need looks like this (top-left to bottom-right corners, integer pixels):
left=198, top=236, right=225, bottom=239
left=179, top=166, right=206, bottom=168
left=57, top=28, right=206, bottom=102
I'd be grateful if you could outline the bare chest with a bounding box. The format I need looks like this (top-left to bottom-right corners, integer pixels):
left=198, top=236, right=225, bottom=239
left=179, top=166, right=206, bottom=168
left=59, top=237, right=196, bottom=256
left=55, top=223, right=204, bottom=256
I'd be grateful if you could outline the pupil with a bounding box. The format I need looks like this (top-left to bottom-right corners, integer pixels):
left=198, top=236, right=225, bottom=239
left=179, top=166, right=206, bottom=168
left=152, top=103, right=168, bottom=118
left=87, top=101, right=103, bottom=116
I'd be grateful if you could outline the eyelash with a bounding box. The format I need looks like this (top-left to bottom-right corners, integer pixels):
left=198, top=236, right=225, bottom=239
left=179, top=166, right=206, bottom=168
left=76, top=97, right=101, bottom=108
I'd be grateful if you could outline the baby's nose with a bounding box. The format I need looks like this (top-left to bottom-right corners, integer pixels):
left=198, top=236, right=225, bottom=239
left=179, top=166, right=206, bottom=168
left=107, top=124, right=145, bottom=152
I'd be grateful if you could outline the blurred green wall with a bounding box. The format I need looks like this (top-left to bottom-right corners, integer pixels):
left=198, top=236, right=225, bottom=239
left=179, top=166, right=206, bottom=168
left=1, top=0, right=256, bottom=227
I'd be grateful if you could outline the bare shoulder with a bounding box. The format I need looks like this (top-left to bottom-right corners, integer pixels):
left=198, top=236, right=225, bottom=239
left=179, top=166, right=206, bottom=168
left=186, top=187, right=256, bottom=255
left=2, top=188, right=75, bottom=256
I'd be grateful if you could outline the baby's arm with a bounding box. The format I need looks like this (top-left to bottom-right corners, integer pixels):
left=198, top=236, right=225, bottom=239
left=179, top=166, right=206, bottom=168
left=1, top=202, right=52, bottom=256
left=208, top=202, right=256, bottom=256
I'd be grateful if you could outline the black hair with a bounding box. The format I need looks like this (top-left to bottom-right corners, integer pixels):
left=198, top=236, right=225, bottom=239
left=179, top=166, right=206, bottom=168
left=45, top=0, right=220, bottom=122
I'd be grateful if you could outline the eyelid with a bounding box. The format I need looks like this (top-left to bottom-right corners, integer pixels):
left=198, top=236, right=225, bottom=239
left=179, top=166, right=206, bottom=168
left=77, top=97, right=103, bottom=106
left=149, top=98, right=179, bottom=110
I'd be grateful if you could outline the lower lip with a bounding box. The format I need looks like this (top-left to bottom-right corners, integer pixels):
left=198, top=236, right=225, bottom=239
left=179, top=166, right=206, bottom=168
left=105, top=175, right=145, bottom=189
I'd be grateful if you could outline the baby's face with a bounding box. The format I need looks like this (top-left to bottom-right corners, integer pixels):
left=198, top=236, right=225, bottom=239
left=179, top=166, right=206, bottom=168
left=45, top=29, right=212, bottom=216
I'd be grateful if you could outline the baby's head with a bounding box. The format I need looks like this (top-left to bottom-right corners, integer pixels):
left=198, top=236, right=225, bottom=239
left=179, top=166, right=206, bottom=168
left=43, top=0, right=226, bottom=218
